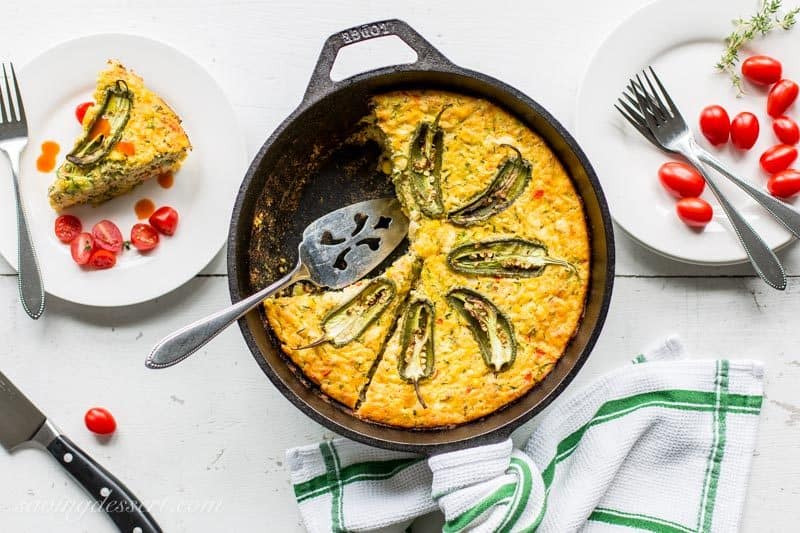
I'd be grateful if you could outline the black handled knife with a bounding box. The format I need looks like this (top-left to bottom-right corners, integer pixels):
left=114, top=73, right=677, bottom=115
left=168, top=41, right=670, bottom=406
left=0, top=370, right=162, bottom=532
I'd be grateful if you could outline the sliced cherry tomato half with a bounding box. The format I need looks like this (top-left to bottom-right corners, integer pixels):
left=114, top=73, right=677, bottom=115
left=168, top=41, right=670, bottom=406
left=70, top=233, right=94, bottom=265
left=88, top=249, right=117, bottom=269
left=768, top=169, right=800, bottom=198
left=741, top=55, right=782, bottom=85
left=760, top=144, right=798, bottom=173
left=773, top=116, right=800, bottom=145
left=699, top=105, right=730, bottom=145
left=54, top=214, right=82, bottom=243
left=75, top=101, right=93, bottom=125
left=767, top=79, right=799, bottom=118
left=92, top=219, right=123, bottom=253
left=130, top=223, right=159, bottom=251
left=676, top=197, right=713, bottom=228
left=658, top=162, right=705, bottom=198
left=730, top=112, right=759, bottom=150
left=149, top=206, right=179, bottom=236
left=84, top=407, right=117, bottom=435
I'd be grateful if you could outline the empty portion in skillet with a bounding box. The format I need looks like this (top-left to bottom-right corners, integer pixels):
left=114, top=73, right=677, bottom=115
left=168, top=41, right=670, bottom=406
left=258, top=90, right=591, bottom=429
left=248, top=136, right=404, bottom=293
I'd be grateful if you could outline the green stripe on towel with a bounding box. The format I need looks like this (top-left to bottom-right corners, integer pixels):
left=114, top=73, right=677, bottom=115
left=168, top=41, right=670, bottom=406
left=553, top=388, right=760, bottom=466
left=443, top=482, right=517, bottom=533
left=589, top=507, right=695, bottom=533
left=697, top=360, right=730, bottom=532
left=295, top=457, right=422, bottom=502
left=497, top=457, right=534, bottom=533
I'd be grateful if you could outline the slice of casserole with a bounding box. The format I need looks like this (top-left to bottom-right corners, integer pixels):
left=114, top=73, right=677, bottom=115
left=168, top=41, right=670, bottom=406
left=49, top=60, right=191, bottom=210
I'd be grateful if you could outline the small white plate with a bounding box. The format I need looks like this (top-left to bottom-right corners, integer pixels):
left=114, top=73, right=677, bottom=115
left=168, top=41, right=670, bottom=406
left=0, top=34, right=247, bottom=306
left=576, top=0, right=798, bottom=265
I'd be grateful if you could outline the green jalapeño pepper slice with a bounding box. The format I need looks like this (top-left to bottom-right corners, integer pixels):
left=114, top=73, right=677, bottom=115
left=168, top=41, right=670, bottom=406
left=67, top=80, right=134, bottom=168
left=297, top=278, right=396, bottom=350
left=405, top=106, right=450, bottom=217
left=447, top=238, right=577, bottom=278
left=397, top=296, right=435, bottom=408
left=448, top=144, right=531, bottom=226
left=447, top=288, right=516, bottom=373
left=357, top=257, right=424, bottom=407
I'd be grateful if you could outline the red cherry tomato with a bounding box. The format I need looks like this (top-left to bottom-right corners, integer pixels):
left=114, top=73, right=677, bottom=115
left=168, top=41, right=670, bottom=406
left=130, top=223, right=159, bottom=251
left=75, top=101, right=93, bottom=125
left=658, top=162, right=705, bottom=198
left=676, top=197, right=713, bottom=228
left=741, top=55, right=782, bottom=85
left=84, top=407, right=116, bottom=435
left=767, top=79, right=799, bottom=118
left=70, top=233, right=94, bottom=265
left=773, top=116, right=800, bottom=144
left=54, top=214, right=82, bottom=243
left=730, top=112, right=760, bottom=150
left=91, top=220, right=123, bottom=253
left=149, top=206, right=179, bottom=236
left=767, top=169, right=800, bottom=198
left=760, top=144, right=798, bottom=173
left=88, top=249, right=117, bottom=269
left=699, top=105, right=730, bottom=145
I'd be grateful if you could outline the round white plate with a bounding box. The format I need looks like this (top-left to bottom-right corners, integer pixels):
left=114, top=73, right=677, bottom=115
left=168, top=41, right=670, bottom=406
left=576, top=0, right=799, bottom=265
left=0, top=34, right=247, bottom=306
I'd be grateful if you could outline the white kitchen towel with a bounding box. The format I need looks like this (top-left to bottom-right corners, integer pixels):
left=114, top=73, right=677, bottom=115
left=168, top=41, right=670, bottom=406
left=286, top=338, right=764, bottom=532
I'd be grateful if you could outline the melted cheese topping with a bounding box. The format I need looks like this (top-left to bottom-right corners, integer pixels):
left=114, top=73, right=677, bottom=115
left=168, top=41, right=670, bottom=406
left=264, top=90, right=590, bottom=427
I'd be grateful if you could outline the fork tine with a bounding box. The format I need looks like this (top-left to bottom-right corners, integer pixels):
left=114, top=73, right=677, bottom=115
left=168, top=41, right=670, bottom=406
left=631, top=77, right=659, bottom=132
left=621, top=91, right=658, bottom=124
left=614, top=103, right=656, bottom=142
left=634, top=74, right=663, bottom=124
left=622, top=87, right=656, bottom=121
left=629, top=75, right=660, bottom=121
left=617, top=98, right=647, bottom=125
left=642, top=68, right=670, bottom=119
left=0, top=65, right=8, bottom=123
left=9, top=63, right=25, bottom=123
left=648, top=66, right=681, bottom=118
left=617, top=92, right=650, bottom=125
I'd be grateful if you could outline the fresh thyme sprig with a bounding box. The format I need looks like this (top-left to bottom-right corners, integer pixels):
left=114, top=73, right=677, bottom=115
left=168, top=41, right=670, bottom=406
left=716, top=0, right=800, bottom=96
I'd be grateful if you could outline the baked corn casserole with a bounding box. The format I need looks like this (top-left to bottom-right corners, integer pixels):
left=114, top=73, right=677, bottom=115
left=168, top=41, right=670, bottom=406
left=264, top=90, right=590, bottom=428
left=49, top=60, right=191, bottom=210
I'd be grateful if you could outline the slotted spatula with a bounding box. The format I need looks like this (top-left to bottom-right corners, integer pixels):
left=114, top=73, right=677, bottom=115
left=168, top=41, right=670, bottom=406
left=146, top=198, right=409, bottom=369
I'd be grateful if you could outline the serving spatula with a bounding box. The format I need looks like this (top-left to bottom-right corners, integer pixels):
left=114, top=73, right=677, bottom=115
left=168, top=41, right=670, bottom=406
left=146, top=197, right=409, bottom=369
left=0, top=370, right=162, bottom=532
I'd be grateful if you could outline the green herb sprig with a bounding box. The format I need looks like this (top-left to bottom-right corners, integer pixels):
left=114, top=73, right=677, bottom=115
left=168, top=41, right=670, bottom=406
left=716, top=0, right=800, bottom=96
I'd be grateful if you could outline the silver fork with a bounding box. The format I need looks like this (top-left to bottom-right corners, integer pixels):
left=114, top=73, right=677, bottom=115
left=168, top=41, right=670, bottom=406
left=0, top=63, right=45, bottom=317
left=615, top=67, right=787, bottom=290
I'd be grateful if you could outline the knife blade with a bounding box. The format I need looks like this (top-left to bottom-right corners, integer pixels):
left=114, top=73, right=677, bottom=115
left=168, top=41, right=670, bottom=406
left=0, top=371, right=46, bottom=450
left=0, top=371, right=162, bottom=533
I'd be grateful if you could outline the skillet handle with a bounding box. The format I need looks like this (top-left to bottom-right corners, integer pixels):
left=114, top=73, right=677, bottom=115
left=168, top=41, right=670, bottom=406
left=303, top=19, right=455, bottom=103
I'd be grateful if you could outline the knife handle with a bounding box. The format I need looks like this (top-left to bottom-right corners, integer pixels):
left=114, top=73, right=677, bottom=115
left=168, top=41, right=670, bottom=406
left=46, top=434, right=162, bottom=533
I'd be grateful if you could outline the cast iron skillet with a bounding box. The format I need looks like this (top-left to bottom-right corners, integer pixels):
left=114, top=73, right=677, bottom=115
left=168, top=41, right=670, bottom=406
left=228, top=19, right=615, bottom=454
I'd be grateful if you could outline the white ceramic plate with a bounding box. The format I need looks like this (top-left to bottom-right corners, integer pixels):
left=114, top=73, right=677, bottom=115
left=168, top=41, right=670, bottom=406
left=0, top=34, right=247, bottom=306
left=576, top=0, right=799, bottom=265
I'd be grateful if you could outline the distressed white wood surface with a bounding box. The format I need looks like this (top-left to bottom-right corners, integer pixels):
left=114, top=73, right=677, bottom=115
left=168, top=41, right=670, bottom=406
left=1, top=0, right=799, bottom=531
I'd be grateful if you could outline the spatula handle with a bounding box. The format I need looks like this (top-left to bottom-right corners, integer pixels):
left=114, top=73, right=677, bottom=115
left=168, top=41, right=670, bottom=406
left=145, top=261, right=310, bottom=369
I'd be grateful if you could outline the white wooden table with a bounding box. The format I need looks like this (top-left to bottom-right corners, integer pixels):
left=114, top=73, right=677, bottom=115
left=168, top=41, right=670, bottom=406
left=2, top=1, right=799, bottom=531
